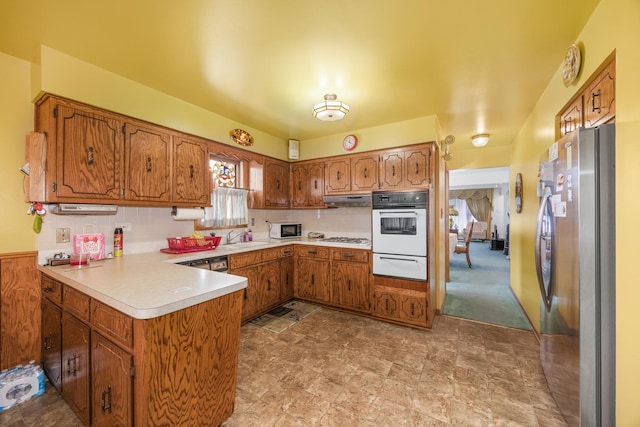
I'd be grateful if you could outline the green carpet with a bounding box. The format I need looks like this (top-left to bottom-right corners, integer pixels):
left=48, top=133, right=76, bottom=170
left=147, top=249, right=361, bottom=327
left=443, top=241, right=532, bottom=330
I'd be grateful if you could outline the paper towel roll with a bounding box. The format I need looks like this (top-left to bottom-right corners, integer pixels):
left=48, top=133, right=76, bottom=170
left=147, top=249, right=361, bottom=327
left=171, top=208, right=205, bottom=221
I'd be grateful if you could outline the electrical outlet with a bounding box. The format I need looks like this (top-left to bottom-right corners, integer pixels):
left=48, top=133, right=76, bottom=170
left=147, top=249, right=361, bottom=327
left=56, top=228, right=70, bottom=243
left=115, top=222, right=132, bottom=231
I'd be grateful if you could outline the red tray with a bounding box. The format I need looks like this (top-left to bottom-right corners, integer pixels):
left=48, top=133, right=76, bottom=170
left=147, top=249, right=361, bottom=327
left=160, top=236, right=221, bottom=254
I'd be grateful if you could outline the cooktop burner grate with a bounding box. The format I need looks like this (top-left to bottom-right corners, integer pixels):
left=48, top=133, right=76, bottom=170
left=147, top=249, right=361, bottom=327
left=319, top=237, right=371, bottom=245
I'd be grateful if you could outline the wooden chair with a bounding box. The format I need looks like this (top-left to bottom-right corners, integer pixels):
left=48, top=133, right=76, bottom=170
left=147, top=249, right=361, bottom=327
left=454, top=220, right=474, bottom=268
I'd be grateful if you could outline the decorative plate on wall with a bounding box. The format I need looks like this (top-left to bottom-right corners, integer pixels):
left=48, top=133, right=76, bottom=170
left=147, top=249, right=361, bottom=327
left=562, top=43, right=581, bottom=87
left=229, top=128, right=254, bottom=146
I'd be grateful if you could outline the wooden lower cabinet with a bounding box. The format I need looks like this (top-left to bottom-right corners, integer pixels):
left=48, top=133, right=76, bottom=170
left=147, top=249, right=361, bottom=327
left=295, top=246, right=331, bottom=304
left=234, top=265, right=260, bottom=321
left=91, top=331, right=132, bottom=427
left=41, top=273, right=243, bottom=426
left=61, top=313, right=91, bottom=425
left=372, top=286, right=428, bottom=327
left=331, top=249, right=371, bottom=313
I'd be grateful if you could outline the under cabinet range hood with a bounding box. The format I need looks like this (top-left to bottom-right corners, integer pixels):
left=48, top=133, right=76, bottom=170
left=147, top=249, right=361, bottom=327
left=50, top=204, right=118, bottom=215
left=323, top=194, right=372, bottom=208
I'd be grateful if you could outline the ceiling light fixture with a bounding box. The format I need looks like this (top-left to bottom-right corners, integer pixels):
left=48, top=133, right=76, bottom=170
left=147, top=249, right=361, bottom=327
left=471, top=134, right=490, bottom=147
left=312, top=93, right=350, bottom=121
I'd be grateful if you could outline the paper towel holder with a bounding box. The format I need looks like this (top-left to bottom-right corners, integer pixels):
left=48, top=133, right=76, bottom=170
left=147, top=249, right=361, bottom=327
left=171, top=206, right=205, bottom=221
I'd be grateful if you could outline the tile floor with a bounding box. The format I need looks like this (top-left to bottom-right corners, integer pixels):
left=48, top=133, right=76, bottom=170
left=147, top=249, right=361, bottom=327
left=0, top=305, right=568, bottom=426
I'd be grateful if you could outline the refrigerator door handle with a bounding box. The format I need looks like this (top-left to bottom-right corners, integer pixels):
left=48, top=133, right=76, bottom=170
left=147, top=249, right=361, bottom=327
left=535, top=189, right=555, bottom=311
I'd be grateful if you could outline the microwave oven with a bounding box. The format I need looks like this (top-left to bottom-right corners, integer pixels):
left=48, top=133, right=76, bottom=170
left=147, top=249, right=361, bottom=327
left=269, top=223, right=302, bottom=239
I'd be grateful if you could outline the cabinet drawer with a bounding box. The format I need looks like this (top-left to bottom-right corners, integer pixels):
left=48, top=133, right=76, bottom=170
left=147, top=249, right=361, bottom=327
left=261, top=247, right=281, bottom=262
left=295, top=246, right=329, bottom=259
left=42, top=275, right=62, bottom=305
left=332, top=248, right=369, bottom=263
left=63, top=286, right=91, bottom=322
left=91, top=300, right=134, bottom=349
left=372, top=286, right=427, bottom=326
left=229, top=251, right=262, bottom=269
left=280, top=245, right=294, bottom=257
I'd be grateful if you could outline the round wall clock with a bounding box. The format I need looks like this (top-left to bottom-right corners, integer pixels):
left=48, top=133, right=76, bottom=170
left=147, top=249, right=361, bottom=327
left=342, top=134, right=358, bottom=151
left=515, top=173, right=523, bottom=213
left=562, top=43, right=581, bottom=87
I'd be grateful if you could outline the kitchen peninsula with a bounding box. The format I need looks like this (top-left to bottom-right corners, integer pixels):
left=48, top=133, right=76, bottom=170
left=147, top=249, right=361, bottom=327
left=38, top=253, right=247, bottom=426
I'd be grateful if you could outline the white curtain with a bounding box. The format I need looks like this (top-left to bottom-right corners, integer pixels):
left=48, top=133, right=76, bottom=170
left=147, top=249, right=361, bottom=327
left=203, top=187, right=249, bottom=228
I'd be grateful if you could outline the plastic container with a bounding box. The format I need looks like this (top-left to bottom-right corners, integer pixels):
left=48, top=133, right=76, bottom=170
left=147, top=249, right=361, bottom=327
left=70, top=253, right=90, bottom=266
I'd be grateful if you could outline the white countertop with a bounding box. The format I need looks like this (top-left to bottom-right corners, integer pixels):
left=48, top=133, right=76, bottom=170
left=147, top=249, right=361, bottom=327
left=38, top=238, right=371, bottom=320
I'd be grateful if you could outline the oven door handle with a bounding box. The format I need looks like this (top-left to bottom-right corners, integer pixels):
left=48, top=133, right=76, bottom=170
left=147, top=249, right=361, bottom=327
left=377, top=211, right=418, bottom=215
left=379, top=256, right=419, bottom=263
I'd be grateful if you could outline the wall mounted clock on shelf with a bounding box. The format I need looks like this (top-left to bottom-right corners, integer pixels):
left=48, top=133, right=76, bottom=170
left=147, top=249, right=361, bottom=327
left=342, top=134, right=358, bottom=151
left=562, top=43, right=582, bottom=87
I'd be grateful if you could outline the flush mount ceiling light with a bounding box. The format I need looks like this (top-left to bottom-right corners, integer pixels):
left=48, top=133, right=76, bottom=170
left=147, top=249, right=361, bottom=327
left=471, top=134, right=490, bottom=147
left=312, top=93, right=350, bottom=121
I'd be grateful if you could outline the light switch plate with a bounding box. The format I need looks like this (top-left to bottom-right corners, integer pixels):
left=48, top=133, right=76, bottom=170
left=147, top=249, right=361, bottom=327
left=56, top=228, right=70, bottom=243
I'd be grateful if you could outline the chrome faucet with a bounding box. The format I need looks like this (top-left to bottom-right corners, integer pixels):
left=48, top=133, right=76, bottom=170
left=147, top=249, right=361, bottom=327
left=226, top=229, right=245, bottom=244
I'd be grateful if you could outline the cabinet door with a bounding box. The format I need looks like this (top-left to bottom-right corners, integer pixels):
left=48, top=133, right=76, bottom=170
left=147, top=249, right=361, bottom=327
left=291, top=163, right=308, bottom=207
left=231, top=265, right=259, bottom=321
left=259, top=260, right=281, bottom=310
left=379, top=152, right=404, bottom=190
left=92, top=332, right=133, bottom=427
left=124, top=122, right=172, bottom=202
left=54, top=104, right=123, bottom=200
left=405, top=148, right=430, bottom=188
left=351, top=155, right=379, bottom=191
left=307, top=162, right=325, bottom=207
left=280, top=252, right=294, bottom=302
left=62, top=313, right=91, bottom=425
left=264, top=159, right=290, bottom=207
left=559, top=96, right=584, bottom=136
left=398, top=294, right=427, bottom=325
left=332, top=262, right=370, bottom=313
left=584, top=59, right=615, bottom=128
left=324, top=159, right=350, bottom=193
left=372, top=289, right=399, bottom=319
left=173, top=136, right=210, bottom=205
left=41, top=298, right=62, bottom=390
left=295, top=258, right=330, bottom=303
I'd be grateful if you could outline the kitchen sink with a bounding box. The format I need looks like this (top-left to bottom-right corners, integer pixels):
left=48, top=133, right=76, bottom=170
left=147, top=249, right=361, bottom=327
left=219, top=241, right=269, bottom=250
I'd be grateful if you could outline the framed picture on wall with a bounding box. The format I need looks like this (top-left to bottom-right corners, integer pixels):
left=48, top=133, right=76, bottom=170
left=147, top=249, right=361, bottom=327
left=515, top=173, right=523, bottom=213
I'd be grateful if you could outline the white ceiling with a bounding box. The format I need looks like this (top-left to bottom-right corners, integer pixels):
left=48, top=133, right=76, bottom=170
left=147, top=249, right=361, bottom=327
left=0, top=0, right=600, bottom=150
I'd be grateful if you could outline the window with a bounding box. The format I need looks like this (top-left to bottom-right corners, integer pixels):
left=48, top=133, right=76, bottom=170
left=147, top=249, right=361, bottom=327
left=196, top=157, right=249, bottom=229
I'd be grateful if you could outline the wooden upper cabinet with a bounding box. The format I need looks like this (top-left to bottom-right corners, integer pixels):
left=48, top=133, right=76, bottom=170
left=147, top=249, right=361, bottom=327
left=172, top=135, right=211, bottom=205
left=124, top=122, right=172, bottom=202
left=264, top=159, right=290, bottom=207
left=54, top=103, right=123, bottom=201
left=404, top=147, right=430, bottom=188
left=351, top=154, right=379, bottom=191
left=379, top=147, right=431, bottom=190
left=325, top=159, right=350, bottom=193
left=559, top=96, right=584, bottom=136
left=291, top=161, right=325, bottom=208
left=584, top=59, right=615, bottom=128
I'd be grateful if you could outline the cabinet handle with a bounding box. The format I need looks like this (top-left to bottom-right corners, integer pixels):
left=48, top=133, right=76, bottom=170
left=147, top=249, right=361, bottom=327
left=87, top=147, right=95, bottom=165
left=309, top=250, right=317, bottom=255
left=392, top=165, right=395, bottom=177
left=385, top=298, right=389, bottom=311
left=189, top=164, right=195, bottom=178
left=67, top=354, right=78, bottom=376
left=146, top=156, right=152, bottom=172
left=337, top=171, right=341, bottom=181
left=411, top=303, right=415, bottom=316
left=43, top=334, right=53, bottom=351
left=415, top=163, right=419, bottom=175
left=267, top=279, right=271, bottom=291
left=43, top=286, right=54, bottom=293
left=243, top=288, right=247, bottom=300
left=347, top=279, right=351, bottom=291
left=364, top=168, right=367, bottom=178
left=276, top=180, right=280, bottom=190
left=101, top=385, right=112, bottom=414
left=591, top=90, right=602, bottom=113
left=298, top=181, right=302, bottom=190
left=343, top=252, right=353, bottom=258
left=311, top=274, right=315, bottom=286
left=314, top=180, right=318, bottom=190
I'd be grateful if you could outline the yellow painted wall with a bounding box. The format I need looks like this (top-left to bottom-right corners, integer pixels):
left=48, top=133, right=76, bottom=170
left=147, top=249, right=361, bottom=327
left=509, top=0, right=640, bottom=424
left=0, top=52, right=37, bottom=253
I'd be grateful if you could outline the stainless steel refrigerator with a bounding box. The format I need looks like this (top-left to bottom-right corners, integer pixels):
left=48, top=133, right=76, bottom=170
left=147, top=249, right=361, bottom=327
left=535, top=124, right=615, bottom=427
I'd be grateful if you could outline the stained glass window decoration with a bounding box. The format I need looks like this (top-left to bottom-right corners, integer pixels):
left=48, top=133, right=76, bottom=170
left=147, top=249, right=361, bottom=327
left=211, top=159, right=236, bottom=188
